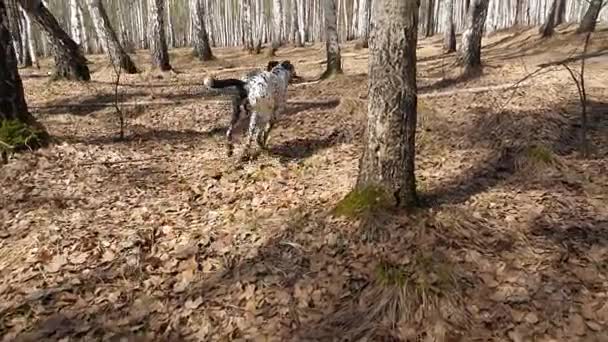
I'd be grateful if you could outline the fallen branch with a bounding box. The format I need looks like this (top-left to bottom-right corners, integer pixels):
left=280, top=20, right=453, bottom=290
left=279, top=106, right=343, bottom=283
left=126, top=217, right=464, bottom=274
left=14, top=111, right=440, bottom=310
left=78, top=156, right=165, bottom=167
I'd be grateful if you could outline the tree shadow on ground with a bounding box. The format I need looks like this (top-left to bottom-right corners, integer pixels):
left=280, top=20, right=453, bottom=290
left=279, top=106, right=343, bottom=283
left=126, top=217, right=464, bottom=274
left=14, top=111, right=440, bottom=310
left=283, top=99, right=340, bottom=116
left=421, top=98, right=608, bottom=207
left=29, top=91, right=150, bottom=116
left=268, top=129, right=348, bottom=161
left=55, top=126, right=226, bottom=147
left=419, top=70, right=483, bottom=93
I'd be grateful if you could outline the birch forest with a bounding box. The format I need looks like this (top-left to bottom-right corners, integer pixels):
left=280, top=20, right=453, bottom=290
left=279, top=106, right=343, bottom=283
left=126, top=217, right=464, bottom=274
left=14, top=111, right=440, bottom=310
left=2, top=0, right=608, bottom=340
left=7, top=0, right=608, bottom=60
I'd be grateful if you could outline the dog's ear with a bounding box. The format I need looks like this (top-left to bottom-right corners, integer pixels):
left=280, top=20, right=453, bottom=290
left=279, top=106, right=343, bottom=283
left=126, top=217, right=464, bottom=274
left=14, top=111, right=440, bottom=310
left=266, top=60, right=279, bottom=71
left=280, top=60, right=294, bottom=72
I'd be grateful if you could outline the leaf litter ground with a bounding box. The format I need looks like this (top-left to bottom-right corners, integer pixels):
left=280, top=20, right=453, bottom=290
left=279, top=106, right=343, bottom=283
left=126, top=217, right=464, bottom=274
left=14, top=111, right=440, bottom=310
left=1, top=24, right=608, bottom=341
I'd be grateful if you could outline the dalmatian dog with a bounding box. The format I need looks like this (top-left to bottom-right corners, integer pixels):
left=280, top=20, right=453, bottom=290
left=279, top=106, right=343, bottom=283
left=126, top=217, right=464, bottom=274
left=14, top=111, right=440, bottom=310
left=204, top=60, right=296, bottom=159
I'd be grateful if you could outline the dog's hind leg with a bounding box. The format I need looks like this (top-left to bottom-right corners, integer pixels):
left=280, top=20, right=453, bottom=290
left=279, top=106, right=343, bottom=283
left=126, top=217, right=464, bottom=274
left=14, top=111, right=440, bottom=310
left=226, top=96, right=242, bottom=157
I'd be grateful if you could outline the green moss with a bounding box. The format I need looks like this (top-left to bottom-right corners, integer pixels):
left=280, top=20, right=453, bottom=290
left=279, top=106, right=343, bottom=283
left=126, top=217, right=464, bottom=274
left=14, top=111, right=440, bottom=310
left=525, top=145, right=554, bottom=164
left=333, top=185, right=390, bottom=218
left=0, top=119, right=43, bottom=156
left=375, top=252, right=458, bottom=294
left=376, top=261, right=409, bottom=287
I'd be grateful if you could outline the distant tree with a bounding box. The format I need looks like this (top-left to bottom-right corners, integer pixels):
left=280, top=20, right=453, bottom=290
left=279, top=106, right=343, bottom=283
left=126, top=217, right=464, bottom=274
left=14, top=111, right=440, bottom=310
left=19, top=0, right=90, bottom=80
left=458, top=0, right=490, bottom=75
left=357, top=0, right=371, bottom=47
left=86, top=0, right=138, bottom=73
left=425, top=0, right=435, bottom=37
left=1, top=1, right=48, bottom=142
left=576, top=0, right=604, bottom=34
left=148, top=0, right=172, bottom=70
left=19, top=6, right=37, bottom=68
left=322, top=0, right=342, bottom=78
left=191, top=0, right=213, bottom=60
left=539, top=0, right=565, bottom=38
left=443, top=0, right=456, bottom=52
left=5, top=0, right=23, bottom=66
left=357, top=0, right=419, bottom=207
left=270, top=0, right=283, bottom=54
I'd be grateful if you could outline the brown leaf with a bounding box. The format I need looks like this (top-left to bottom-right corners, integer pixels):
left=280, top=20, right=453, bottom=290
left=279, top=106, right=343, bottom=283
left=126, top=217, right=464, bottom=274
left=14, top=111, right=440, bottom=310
left=69, top=251, right=89, bottom=265
left=568, top=314, right=586, bottom=336
left=46, top=254, right=68, bottom=273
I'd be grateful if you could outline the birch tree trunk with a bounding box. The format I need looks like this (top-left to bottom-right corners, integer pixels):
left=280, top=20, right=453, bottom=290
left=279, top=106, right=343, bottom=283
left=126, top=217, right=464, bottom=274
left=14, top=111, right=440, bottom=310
left=76, top=2, right=88, bottom=53
left=166, top=0, right=175, bottom=48
left=86, top=0, right=138, bottom=73
left=254, top=0, right=263, bottom=53
left=539, top=0, right=564, bottom=37
left=292, top=0, right=302, bottom=46
left=425, top=0, right=435, bottom=37
left=554, top=0, right=566, bottom=25
left=19, top=11, right=32, bottom=67
left=357, top=0, right=370, bottom=47
left=443, top=0, right=456, bottom=52
left=297, top=0, right=306, bottom=46
left=576, top=0, right=604, bottom=33
left=243, top=0, right=255, bottom=52
left=322, top=0, right=342, bottom=78
left=20, top=7, right=37, bottom=68
left=148, top=0, right=172, bottom=70
left=271, top=0, right=283, bottom=52
left=358, top=0, right=419, bottom=208
left=19, top=0, right=90, bottom=81
left=192, top=0, right=213, bottom=60
left=6, top=0, right=23, bottom=66
left=69, top=0, right=82, bottom=46
left=458, top=0, right=490, bottom=75
left=0, top=1, right=48, bottom=142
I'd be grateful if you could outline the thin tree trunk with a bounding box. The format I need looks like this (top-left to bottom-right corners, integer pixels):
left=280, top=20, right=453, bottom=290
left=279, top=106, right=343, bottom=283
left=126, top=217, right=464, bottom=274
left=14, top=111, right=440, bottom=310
left=555, top=0, right=566, bottom=25
left=322, top=0, right=342, bottom=78
left=297, top=0, right=305, bottom=45
left=576, top=0, right=604, bottom=34
left=0, top=1, right=48, bottom=144
left=148, top=0, right=172, bottom=70
left=443, top=0, right=456, bottom=52
left=6, top=0, right=23, bottom=66
left=166, top=0, right=175, bottom=48
left=20, top=7, right=37, bottom=68
left=86, top=0, right=138, bottom=73
left=539, top=0, right=562, bottom=38
left=69, top=0, right=82, bottom=46
left=358, top=0, right=419, bottom=207
left=19, top=11, right=32, bottom=67
left=243, top=0, right=255, bottom=51
left=426, top=0, right=435, bottom=37
left=292, top=0, right=302, bottom=46
left=271, top=0, right=283, bottom=52
left=357, top=0, right=370, bottom=47
left=458, top=0, right=490, bottom=74
left=19, top=0, right=90, bottom=81
left=76, top=1, right=88, bottom=53
left=192, top=0, right=213, bottom=60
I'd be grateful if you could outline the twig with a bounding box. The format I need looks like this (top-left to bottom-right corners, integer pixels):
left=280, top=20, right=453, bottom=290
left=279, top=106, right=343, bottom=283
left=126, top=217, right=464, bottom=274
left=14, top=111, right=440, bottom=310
left=78, top=156, right=165, bottom=167
left=108, top=52, right=125, bottom=140
left=559, top=32, right=592, bottom=157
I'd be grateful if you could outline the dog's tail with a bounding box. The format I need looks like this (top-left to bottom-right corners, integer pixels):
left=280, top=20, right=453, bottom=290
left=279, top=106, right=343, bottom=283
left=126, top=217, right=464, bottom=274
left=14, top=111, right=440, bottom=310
left=204, top=76, right=246, bottom=91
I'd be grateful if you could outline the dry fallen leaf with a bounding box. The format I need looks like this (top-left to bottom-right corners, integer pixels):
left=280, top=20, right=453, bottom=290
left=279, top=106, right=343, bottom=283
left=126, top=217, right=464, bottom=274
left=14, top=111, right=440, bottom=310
left=46, top=254, right=68, bottom=273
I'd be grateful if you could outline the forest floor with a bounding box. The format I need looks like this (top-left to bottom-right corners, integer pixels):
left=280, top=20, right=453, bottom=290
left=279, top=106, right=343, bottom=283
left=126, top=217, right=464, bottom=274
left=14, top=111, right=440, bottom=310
left=2, top=23, right=608, bottom=341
